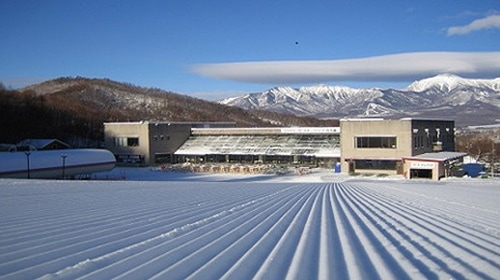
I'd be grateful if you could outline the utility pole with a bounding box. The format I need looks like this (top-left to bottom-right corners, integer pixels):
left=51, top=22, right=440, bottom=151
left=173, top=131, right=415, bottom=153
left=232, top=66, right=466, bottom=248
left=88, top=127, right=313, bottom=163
left=61, top=154, right=68, bottom=179
left=24, top=151, right=31, bottom=179
left=492, top=140, right=498, bottom=178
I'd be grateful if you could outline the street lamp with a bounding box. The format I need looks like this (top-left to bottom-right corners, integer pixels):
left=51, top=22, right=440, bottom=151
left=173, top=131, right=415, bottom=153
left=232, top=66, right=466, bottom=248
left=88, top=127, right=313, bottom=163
left=61, top=154, right=68, bottom=179
left=24, top=151, right=31, bottom=179
left=491, top=139, right=500, bottom=178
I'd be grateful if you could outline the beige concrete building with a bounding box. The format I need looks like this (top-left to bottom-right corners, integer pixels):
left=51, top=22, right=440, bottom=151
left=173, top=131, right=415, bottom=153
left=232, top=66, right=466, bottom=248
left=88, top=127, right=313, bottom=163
left=104, top=118, right=464, bottom=179
left=340, top=118, right=460, bottom=179
left=104, top=121, right=235, bottom=165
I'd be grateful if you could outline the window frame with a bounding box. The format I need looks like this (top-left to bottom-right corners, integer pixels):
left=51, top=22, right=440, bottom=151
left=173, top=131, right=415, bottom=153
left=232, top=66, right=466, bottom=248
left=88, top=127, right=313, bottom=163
left=355, top=136, right=397, bottom=149
left=114, top=137, right=140, bottom=147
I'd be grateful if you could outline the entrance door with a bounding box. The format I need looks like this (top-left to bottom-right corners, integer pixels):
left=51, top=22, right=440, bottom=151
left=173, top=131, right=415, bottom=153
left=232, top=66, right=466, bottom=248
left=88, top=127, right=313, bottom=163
left=348, top=161, right=355, bottom=174
left=410, top=169, right=433, bottom=179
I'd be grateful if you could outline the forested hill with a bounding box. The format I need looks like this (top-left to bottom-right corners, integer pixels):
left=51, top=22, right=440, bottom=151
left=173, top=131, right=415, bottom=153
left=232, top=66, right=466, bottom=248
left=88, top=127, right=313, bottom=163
left=0, top=77, right=338, bottom=146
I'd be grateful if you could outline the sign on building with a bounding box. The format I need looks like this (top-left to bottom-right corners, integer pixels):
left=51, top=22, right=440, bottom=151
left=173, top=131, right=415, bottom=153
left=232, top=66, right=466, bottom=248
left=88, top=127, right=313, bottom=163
left=410, top=161, right=436, bottom=169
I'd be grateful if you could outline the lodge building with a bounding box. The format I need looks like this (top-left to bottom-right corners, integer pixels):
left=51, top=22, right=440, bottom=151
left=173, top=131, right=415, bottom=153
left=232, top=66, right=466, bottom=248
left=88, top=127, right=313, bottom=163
left=103, top=121, right=235, bottom=165
left=340, top=118, right=465, bottom=180
left=104, top=118, right=466, bottom=180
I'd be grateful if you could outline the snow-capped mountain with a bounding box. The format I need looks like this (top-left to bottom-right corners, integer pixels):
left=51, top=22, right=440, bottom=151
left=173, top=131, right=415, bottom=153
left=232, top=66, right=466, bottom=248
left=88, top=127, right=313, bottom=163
left=407, top=74, right=500, bottom=92
left=219, top=74, right=500, bottom=126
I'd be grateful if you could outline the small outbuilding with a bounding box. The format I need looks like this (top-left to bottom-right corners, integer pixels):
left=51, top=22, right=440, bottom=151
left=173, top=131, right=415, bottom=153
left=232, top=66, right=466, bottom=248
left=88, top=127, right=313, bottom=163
left=403, top=152, right=467, bottom=180
left=17, top=139, right=70, bottom=151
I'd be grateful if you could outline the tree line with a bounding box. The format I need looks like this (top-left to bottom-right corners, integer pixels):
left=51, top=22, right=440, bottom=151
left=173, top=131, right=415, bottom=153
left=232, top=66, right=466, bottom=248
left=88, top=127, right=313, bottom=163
left=0, top=78, right=338, bottom=147
left=0, top=87, right=104, bottom=147
left=456, top=130, right=500, bottom=173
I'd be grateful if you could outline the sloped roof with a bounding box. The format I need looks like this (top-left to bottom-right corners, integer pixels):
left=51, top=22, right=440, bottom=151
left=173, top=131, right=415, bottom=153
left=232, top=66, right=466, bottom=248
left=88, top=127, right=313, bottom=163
left=175, top=134, right=341, bottom=157
left=17, top=139, right=70, bottom=149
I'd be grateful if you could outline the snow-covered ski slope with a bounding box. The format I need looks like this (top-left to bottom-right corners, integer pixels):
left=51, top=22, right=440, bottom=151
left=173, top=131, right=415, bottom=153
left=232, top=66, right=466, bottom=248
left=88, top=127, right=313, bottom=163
left=0, top=175, right=499, bottom=279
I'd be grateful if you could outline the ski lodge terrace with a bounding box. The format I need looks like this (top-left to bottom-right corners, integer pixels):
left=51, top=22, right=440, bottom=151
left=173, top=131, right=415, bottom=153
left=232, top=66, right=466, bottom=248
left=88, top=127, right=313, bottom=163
left=174, top=127, right=341, bottom=168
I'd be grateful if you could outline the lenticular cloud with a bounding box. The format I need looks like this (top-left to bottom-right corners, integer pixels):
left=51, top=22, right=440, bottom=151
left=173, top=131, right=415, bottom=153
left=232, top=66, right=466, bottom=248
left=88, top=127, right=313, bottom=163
left=191, top=52, right=500, bottom=84
left=447, top=14, right=500, bottom=36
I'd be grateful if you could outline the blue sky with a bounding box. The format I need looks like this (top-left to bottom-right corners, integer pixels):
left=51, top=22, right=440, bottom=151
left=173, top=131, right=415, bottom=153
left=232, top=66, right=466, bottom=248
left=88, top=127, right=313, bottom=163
left=1, top=0, right=499, bottom=100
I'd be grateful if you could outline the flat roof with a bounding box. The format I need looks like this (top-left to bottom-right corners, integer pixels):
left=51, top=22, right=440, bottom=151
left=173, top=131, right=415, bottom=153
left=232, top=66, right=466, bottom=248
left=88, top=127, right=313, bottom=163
left=340, top=117, right=454, bottom=122
left=192, top=127, right=340, bottom=135
left=104, top=121, right=236, bottom=125
left=404, top=152, right=467, bottom=162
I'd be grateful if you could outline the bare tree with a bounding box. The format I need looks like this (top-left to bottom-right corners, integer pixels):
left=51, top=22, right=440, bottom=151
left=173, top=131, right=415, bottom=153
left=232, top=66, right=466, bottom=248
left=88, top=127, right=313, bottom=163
left=457, top=130, right=500, bottom=174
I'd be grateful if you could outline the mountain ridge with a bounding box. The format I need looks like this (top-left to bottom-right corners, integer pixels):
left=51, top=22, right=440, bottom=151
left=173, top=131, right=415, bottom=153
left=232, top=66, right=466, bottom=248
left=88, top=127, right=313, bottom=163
left=0, top=77, right=338, bottom=146
left=407, top=74, right=500, bottom=92
left=219, top=74, right=500, bottom=127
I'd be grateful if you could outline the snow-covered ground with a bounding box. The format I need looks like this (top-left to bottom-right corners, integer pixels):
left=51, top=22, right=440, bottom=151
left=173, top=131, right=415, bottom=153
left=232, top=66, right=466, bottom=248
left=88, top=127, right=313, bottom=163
left=0, top=168, right=499, bottom=279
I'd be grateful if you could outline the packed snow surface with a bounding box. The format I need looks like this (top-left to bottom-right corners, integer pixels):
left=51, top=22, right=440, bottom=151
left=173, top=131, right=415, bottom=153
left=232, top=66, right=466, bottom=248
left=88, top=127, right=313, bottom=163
left=0, top=168, right=499, bottom=279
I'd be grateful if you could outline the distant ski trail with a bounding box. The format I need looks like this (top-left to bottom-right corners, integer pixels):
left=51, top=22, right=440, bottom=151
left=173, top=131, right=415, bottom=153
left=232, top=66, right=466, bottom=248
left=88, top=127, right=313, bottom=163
left=0, top=180, right=498, bottom=279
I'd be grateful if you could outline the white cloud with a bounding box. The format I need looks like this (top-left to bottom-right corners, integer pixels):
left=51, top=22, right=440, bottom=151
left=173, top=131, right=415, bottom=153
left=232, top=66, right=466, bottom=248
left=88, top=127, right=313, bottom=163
left=191, top=52, right=500, bottom=84
left=447, top=14, right=500, bottom=35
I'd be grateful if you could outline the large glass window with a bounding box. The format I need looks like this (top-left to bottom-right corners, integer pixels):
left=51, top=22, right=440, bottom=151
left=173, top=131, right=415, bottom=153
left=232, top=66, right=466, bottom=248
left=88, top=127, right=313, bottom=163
left=355, top=160, right=397, bottom=170
left=114, top=137, right=126, bottom=147
left=114, top=137, right=139, bottom=147
left=127, top=137, right=139, bottom=146
left=413, top=135, right=424, bottom=148
left=355, top=137, right=396, bottom=148
left=176, top=134, right=340, bottom=155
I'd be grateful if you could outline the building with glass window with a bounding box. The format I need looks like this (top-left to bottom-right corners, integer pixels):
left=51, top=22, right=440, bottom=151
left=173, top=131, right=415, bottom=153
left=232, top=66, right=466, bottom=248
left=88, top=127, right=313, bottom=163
left=175, top=127, right=341, bottom=168
left=340, top=118, right=459, bottom=179
left=103, top=121, right=235, bottom=165
left=104, top=122, right=341, bottom=167
left=104, top=118, right=462, bottom=179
